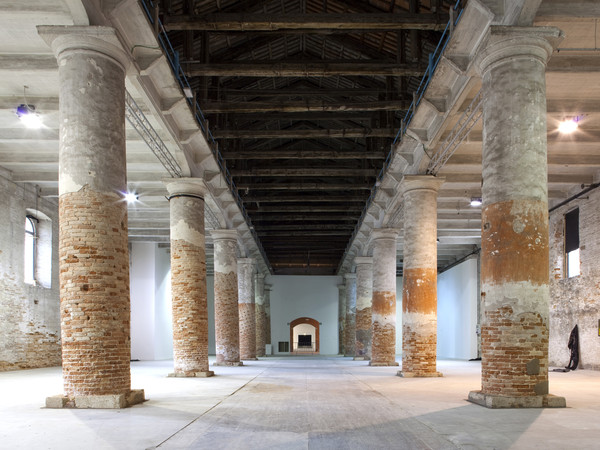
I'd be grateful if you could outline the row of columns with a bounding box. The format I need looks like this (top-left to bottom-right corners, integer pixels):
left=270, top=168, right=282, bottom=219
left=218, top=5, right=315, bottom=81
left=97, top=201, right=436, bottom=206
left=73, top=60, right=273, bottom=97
left=46, top=23, right=564, bottom=409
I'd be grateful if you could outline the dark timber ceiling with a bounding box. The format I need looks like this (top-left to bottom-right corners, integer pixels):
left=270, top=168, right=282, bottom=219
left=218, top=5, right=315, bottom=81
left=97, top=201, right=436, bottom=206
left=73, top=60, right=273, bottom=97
left=159, top=0, right=452, bottom=275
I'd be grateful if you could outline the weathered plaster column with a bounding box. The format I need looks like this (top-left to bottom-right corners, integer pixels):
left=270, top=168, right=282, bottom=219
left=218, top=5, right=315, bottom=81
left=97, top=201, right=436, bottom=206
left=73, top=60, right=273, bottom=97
left=398, top=175, right=444, bottom=378
left=212, top=230, right=242, bottom=366
left=164, top=178, right=213, bottom=378
left=468, top=26, right=566, bottom=408
left=337, top=283, right=346, bottom=355
left=343, top=273, right=357, bottom=357
left=370, top=229, right=399, bottom=366
left=264, top=284, right=272, bottom=351
left=238, top=258, right=257, bottom=361
left=355, top=257, right=373, bottom=360
left=39, top=26, right=143, bottom=408
left=255, top=273, right=266, bottom=357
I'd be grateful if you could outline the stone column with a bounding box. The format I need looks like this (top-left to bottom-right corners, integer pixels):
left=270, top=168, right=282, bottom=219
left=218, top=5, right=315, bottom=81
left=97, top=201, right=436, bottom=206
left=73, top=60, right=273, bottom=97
left=164, top=178, right=213, bottom=378
left=212, top=230, right=242, bottom=366
left=355, top=257, right=373, bottom=360
left=399, top=175, right=444, bottom=378
left=343, top=273, right=357, bottom=357
left=238, top=258, right=257, bottom=361
left=255, top=273, right=266, bottom=357
left=39, top=26, right=143, bottom=408
left=468, top=26, right=566, bottom=408
left=370, top=229, right=399, bottom=366
left=265, top=284, right=272, bottom=351
left=337, top=283, right=346, bottom=355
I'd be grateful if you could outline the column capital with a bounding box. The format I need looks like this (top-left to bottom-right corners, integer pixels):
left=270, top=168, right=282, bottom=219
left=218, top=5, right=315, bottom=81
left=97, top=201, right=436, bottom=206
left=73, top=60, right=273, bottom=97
left=370, top=228, right=399, bottom=242
left=400, top=175, right=445, bottom=197
left=237, top=257, right=256, bottom=267
left=477, top=26, right=563, bottom=76
left=210, top=229, right=238, bottom=242
left=344, top=273, right=357, bottom=281
left=264, top=284, right=272, bottom=291
left=337, top=284, right=346, bottom=290
left=354, top=256, right=373, bottom=266
left=37, top=25, right=130, bottom=72
left=163, top=177, right=208, bottom=199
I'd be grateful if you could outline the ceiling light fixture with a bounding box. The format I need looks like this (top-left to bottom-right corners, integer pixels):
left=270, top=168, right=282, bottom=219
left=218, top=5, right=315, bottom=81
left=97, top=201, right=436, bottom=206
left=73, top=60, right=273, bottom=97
left=470, top=197, right=482, bottom=207
left=15, top=86, right=43, bottom=129
left=124, top=192, right=139, bottom=204
left=558, top=118, right=578, bottom=134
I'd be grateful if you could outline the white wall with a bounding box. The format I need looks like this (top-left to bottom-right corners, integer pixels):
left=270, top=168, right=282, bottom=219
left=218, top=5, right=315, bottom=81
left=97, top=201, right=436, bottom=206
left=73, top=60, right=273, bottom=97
left=154, top=246, right=173, bottom=360
left=270, top=275, right=340, bottom=355
left=395, top=276, right=403, bottom=355
left=437, top=257, right=479, bottom=359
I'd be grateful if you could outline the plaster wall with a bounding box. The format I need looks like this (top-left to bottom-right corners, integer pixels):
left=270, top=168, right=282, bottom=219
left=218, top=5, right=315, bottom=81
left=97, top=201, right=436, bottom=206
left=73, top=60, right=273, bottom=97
left=437, top=258, right=479, bottom=360
left=549, top=189, right=600, bottom=370
left=0, top=173, right=61, bottom=371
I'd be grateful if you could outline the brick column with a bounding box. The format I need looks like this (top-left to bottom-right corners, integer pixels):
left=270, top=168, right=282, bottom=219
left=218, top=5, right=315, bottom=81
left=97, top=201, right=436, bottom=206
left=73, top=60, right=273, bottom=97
left=39, top=26, right=143, bottom=409
left=255, top=273, right=266, bottom=357
left=398, top=175, right=444, bottom=378
left=238, top=258, right=257, bottom=361
left=468, top=27, right=566, bottom=408
left=355, top=257, right=373, bottom=360
left=164, top=178, right=213, bottom=378
left=343, top=273, right=357, bottom=357
left=211, top=230, right=242, bottom=366
left=370, top=229, right=399, bottom=366
left=264, top=284, right=272, bottom=351
left=337, top=283, right=346, bottom=355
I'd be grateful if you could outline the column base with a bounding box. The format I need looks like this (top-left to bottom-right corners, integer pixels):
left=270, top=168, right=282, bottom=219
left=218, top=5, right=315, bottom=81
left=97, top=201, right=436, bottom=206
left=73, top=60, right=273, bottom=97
left=213, top=361, right=244, bottom=367
left=369, top=361, right=399, bottom=366
left=397, top=371, right=443, bottom=378
left=353, top=356, right=370, bottom=361
left=168, top=371, right=214, bottom=378
left=46, top=389, right=145, bottom=409
left=468, top=390, right=566, bottom=409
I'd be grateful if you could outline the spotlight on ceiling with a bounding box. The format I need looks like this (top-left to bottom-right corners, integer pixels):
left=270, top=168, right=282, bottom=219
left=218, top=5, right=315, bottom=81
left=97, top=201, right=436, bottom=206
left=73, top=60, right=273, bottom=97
left=470, top=197, right=482, bottom=207
left=124, top=192, right=139, bottom=204
left=558, top=117, right=579, bottom=134
left=16, top=104, right=42, bottom=129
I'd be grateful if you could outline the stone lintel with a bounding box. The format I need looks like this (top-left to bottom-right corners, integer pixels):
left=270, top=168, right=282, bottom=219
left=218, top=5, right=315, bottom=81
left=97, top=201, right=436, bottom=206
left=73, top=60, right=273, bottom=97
left=168, top=371, right=214, bottom=378
left=45, top=390, right=145, bottom=409
left=467, top=390, right=566, bottom=409
left=212, top=361, right=244, bottom=367
left=397, top=371, right=443, bottom=378
left=163, top=177, right=208, bottom=198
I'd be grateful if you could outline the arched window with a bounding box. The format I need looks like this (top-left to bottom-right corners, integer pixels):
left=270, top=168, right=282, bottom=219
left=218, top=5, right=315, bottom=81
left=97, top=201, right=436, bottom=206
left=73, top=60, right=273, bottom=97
left=24, top=215, right=37, bottom=285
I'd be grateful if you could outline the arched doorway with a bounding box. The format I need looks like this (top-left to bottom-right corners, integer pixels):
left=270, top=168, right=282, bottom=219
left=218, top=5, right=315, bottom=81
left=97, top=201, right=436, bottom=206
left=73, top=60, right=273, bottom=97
left=290, top=317, right=320, bottom=354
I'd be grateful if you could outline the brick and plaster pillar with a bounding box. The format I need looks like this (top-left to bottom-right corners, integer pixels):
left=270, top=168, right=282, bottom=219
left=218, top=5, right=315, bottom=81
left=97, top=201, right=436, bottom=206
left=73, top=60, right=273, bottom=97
left=39, top=26, right=143, bottom=408
left=238, top=258, right=257, bottom=361
left=355, top=257, right=373, bottom=360
left=370, top=229, right=399, bottom=366
left=399, top=175, right=444, bottom=378
left=468, top=26, right=566, bottom=408
left=337, top=283, right=346, bottom=355
left=265, top=284, right=272, bottom=352
left=255, top=273, right=266, bottom=357
left=212, top=230, right=242, bottom=366
left=343, top=273, right=357, bottom=357
left=164, top=178, right=213, bottom=378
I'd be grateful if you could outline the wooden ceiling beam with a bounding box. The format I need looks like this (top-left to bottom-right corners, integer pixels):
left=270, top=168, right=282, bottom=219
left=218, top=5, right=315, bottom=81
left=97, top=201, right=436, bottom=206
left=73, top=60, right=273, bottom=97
left=164, top=13, right=448, bottom=32
left=219, top=87, right=387, bottom=96
left=201, top=100, right=409, bottom=113
left=186, top=62, right=424, bottom=77
left=236, top=182, right=371, bottom=190
left=243, top=195, right=366, bottom=202
left=214, top=128, right=395, bottom=139
left=231, top=168, right=376, bottom=176
left=217, top=112, right=372, bottom=121
left=224, top=149, right=385, bottom=159
left=249, top=205, right=364, bottom=212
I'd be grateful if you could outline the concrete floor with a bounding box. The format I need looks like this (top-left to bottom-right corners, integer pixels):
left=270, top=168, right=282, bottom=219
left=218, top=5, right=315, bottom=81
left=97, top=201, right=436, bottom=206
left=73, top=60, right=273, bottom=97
left=0, top=357, right=598, bottom=449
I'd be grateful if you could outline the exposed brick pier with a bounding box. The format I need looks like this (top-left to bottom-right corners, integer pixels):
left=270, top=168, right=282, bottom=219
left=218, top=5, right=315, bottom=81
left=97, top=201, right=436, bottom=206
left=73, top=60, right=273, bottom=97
left=370, top=229, right=399, bottom=366
left=343, top=273, right=356, bottom=357
left=255, top=273, right=266, bottom=357
left=39, top=26, right=144, bottom=408
left=164, top=178, right=213, bottom=378
left=337, top=283, right=346, bottom=355
left=238, top=258, right=257, bottom=361
left=264, top=284, right=272, bottom=351
left=398, top=175, right=444, bottom=378
left=354, top=257, right=373, bottom=360
left=468, top=26, right=566, bottom=408
left=212, top=230, right=243, bottom=366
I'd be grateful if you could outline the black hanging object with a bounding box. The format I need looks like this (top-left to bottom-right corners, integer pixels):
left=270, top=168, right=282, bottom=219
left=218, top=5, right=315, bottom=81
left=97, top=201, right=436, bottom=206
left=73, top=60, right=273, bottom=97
left=566, top=324, right=579, bottom=371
